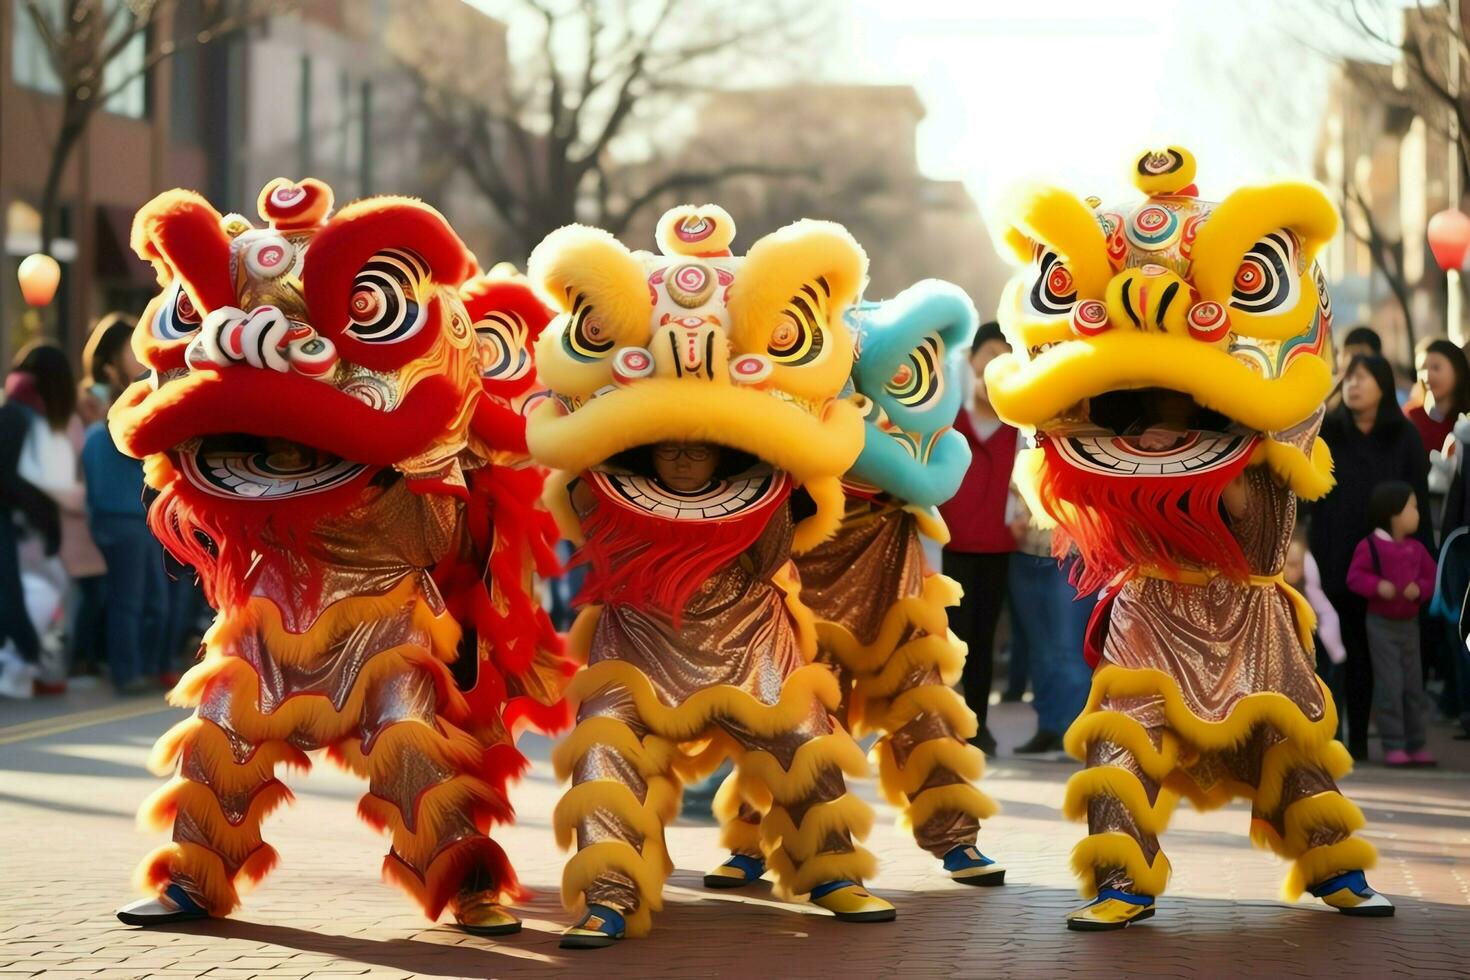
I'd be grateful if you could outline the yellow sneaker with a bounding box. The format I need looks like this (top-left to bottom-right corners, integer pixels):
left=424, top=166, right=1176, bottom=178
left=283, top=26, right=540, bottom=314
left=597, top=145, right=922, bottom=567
left=1066, top=889, right=1156, bottom=932
left=1308, top=870, right=1395, bottom=917
left=453, top=891, right=522, bottom=937
left=704, top=853, right=766, bottom=889
left=808, top=880, right=896, bottom=922
left=560, top=903, right=627, bottom=949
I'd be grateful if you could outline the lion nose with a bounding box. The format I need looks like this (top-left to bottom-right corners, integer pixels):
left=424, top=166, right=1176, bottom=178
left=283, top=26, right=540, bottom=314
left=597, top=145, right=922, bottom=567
left=1104, top=266, right=1189, bottom=334
left=188, top=304, right=337, bottom=379
left=652, top=315, right=727, bottom=381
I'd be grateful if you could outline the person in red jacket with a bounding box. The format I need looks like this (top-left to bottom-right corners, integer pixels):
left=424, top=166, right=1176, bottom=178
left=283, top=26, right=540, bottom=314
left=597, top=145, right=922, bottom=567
left=939, top=322, right=1018, bottom=756
left=1346, top=481, right=1439, bottom=767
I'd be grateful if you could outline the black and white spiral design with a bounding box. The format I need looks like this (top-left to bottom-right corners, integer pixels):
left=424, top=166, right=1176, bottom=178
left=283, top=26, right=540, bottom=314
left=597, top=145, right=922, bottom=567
left=346, top=249, right=429, bottom=343
left=768, top=277, right=829, bottom=366
left=887, top=332, right=945, bottom=410
left=564, top=292, right=614, bottom=361
left=1028, top=248, right=1077, bottom=317
left=1230, top=232, right=1300, bottom=315
left=475, top=311, right=532, bottom=381
left=152, top=281, right=203, bottom=341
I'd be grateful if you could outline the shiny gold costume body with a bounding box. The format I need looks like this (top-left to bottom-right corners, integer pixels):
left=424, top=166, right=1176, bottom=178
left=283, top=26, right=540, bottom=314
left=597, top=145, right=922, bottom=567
left=1065, top=415, right=1374, bottom=899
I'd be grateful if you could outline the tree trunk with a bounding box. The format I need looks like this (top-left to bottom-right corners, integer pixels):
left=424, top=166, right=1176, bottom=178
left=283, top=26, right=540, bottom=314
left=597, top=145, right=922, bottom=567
left=39, top=110, right=87, bottom=256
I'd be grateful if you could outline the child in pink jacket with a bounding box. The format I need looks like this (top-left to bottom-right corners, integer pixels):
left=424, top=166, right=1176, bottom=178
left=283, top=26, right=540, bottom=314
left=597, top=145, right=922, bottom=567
left=1346, top=481, right=1438, bottom=767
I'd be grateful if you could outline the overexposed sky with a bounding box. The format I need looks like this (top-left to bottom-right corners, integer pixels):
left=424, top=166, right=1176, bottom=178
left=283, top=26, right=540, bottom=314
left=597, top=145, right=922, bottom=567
left=833, top=0, right=1389, bottom=216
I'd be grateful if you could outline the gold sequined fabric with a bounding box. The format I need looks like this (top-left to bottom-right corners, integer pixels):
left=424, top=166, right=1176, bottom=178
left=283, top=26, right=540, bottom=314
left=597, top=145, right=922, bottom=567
left=797, top=498, right=923, bottom=644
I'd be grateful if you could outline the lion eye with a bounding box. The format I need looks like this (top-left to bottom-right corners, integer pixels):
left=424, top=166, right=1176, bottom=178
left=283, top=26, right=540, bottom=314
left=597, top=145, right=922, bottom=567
left=346, top=249, right=429, bottom=343
left=885, top=333, right=944, bottom=410
left=152, top=282, right=204, bottom=341
left=1027, top=248, right=1077, bottom=317
left=1229, top=231, right=1300, bottom=315
left=476, top=311, right=532, bottom=382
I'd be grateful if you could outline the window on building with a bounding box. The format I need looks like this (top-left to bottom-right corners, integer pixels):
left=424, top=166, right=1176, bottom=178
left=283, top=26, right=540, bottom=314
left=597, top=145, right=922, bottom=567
left=11, top=0, right=148, bottom=118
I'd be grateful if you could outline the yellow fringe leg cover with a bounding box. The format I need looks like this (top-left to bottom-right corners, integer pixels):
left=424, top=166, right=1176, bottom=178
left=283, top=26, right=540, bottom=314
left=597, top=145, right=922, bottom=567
left=1070, top=832, right=1173, bottom=899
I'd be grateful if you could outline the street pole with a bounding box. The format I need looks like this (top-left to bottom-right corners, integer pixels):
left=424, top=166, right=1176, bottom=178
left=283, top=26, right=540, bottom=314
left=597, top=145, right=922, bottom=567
left=1451, top=0, right=1464, bottom=344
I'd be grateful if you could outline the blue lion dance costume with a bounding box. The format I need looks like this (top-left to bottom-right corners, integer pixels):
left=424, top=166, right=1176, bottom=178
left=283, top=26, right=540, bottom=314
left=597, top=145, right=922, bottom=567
left=709, top=279, right=1004, bottom=888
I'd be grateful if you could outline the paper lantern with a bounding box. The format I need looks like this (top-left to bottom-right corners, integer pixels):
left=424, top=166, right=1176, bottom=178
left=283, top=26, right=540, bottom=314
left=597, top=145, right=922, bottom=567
left=1428, top=209, right=1470, bottom=273
left=17, top=253, right=60, bottom=307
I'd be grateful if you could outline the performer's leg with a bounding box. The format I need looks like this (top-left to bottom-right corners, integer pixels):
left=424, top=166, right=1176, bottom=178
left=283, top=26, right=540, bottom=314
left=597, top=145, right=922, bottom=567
left=1248, top=734, right=1391, bottom=916
left=339, top=663, right=516, bottom=929
left=704, top=773, right=768, bottom=888
left=1062, top=732, right=1174, bottom=931
left=948, top=551, right=1008, bottom=750
left=552, top=687, right=679, bottom=944
left=726, top=704, right=892, bottom=922
left=871, top=657, right=999, bottom=883
left=120, top=661, right=312, bottom=923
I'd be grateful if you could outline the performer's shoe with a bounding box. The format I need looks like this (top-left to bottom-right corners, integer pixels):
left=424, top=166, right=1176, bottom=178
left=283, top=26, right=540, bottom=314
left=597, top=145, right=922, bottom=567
left=808, top=880, right=896, bottom=922
left=453, top=890, right=522, bottom=936
left=116, top=883, right=210, bottom=926
left=560, top=904, right=626, bottom=949
left=1065, top=888, right=1155, bottom=931
left=942, top=845, right=1006, bottom=886
left=1307, top=870, right=1395, bottom=917
left=704, top=852, right=766, bottom=889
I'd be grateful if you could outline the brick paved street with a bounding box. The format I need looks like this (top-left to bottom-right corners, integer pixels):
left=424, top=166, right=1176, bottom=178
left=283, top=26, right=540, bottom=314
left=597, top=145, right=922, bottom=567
left=1, top=696, right=1467, bottom=979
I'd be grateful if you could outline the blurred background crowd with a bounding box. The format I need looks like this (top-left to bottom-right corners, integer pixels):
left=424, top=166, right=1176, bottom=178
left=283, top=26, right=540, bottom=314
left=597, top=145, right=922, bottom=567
left=3, top=0, right=1470, bottom=768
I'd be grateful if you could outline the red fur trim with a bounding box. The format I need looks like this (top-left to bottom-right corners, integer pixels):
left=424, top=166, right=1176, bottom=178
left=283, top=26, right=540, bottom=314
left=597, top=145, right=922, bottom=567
left=147, top=465, right=370, bottom=611
left=114, top=368, right=464, bottom=464
left=381, top=836, right=525, bottom=918
left=130, top=190, right=236, bottom=311
left=470, top=398, right=529, bottom=455
left=304, top=199, right=474, bottom=371
left=504, top=694, right=574, bottom=737
left=460, top=277, right=553, bottom=343
left=575, top=475, right=789, bottom=624
left=1038, top=439, right=1251, bottom=595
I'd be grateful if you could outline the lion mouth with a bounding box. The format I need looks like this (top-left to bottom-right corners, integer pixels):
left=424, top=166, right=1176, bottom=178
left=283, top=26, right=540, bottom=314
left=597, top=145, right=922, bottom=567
left=1082, top=387, right=1230, bottom=444
left=174, top=434, right=369, bottom=500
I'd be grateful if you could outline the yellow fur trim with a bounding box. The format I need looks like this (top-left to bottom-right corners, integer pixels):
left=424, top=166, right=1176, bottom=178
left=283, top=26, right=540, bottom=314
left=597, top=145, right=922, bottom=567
left=721, top=813, right=763, bottom=854
left=733, top=731, right=869, bottom=803
left=764, top=845, right=879, bottom=900
left=772, top=560, right=818, bottom=662
left=550, top=716, right=676, bottom=782
left=134, top=841, right=277, bottom=916
left=201, top=579, right=460, bottom=668
left=328, top=718, right=484, bottom=782
left=725, top=219, right=866, bottom=402
left=760, top=793, right=874, bottom=863
left=900, top=782, right=998, bottom=831
left=905, top=505, right=950, bottom=546
left=358, top=775, right=500, bottom=868
left=1254, top=738, right=1354, bottom=817
left=561, top=840, right=664, bottom=937
left=1253, top=435, right=1336, bottom=502
left=995, top=183, right=1113, bottom=298
left=987, top=331, right=1333, bottom=436
left=526, top=381, right=864, bottom=488
left=1063, top=712, right=1181, bottom=781
left=1189, top=181, right=1338, bottom=340
left=137, top=778, right=291, bottom=868
left=670, top=730, right=740, bottom=783
left=852, top=635, right=965, bottom=703
left=1062, top=765, right=1181, bottom=836
left=1010, top=448, right=1056, bottom=529
left=167, top=645, right=465, bottom=744
left=792, top=475, right=848, bottom=554
left=1071, top=832, right=1172, bottom=898
left=566, top=604, right=601, bottom=664
left=529, top=225, right=651, bottom=360
left=1065, top=666, right=1339, bottom=757
left=552, top=777, right=680, bottom=852
left=1250, top=791, right=1366, bottom=859
left=542, top=469, right=585, bottom=545
left=566, top=661, right=840, bottom=741
left=816, top=574, right=955, bottom=676
left=873, top=737, right=986, bottom=806
left=1283, top=837, right=1377, bottom=901
left=148, top=717, right=310, bottom=792
left=881, top=684, right=979, bottom=741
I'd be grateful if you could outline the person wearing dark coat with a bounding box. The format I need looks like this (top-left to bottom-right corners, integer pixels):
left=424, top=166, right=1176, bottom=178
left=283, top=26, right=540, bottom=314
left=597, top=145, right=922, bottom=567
left=1309, top=354, right=1431, bottom=760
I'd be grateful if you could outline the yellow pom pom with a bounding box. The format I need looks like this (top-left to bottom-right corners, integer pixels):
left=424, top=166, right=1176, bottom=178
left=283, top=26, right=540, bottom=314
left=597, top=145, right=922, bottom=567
left=656, top=204, right=736, bottom=256
left=1131, top=146, right=1196, bottom=196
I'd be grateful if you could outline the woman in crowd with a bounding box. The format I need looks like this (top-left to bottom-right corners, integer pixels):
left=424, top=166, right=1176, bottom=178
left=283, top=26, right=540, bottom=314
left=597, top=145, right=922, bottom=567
left=80, top=314, right=172, bottom=693
left=939, top=322, right=1018, bottom=757
left=5, top=341, right=95, bottom=694
left=1407, top=338, right=1470, bottom=470
left=1311, top=354, right=1431, bottom=760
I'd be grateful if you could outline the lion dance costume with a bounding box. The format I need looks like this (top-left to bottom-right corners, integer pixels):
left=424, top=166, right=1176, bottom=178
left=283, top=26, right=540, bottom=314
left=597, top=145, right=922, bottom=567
left=111, top=179, right=573, bottom=936
left=708, top=280, right=1003, bottom=889
left=527, top=205, right=894, bottom=948
left=986, top=148, right=1393, bottom=930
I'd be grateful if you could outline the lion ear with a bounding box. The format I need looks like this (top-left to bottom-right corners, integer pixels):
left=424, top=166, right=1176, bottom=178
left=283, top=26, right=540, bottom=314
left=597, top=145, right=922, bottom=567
left=130, top=190, right=236, bottom=311
left=726, top=219, right=867, bottom=343
left=527, top=224, right=650, bottom=343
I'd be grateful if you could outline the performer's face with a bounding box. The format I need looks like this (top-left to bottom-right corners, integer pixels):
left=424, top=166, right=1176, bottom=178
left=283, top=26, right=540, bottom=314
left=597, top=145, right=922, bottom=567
left=653, top=442, right=719, bottom=491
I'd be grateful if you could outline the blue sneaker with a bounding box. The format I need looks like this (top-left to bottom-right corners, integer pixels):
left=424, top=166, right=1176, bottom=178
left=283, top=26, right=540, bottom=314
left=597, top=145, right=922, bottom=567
left=116, top=883, right=210, bottom=926
left=560, top=903, right=627, bottom=949
left=943, top=844, right=1006, bottom=886
left=1308, top=870, right=1395, bottom=917
left=704, top=852, right=766, bottom=889
left=1066, top=887, right=1156, bottom=931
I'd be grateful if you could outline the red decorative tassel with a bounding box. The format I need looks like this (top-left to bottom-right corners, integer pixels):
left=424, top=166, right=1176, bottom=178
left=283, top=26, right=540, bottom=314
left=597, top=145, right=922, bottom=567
left=574, top=476, right=790, bottom=625
left=1037, top=438, right=1251, bottom=596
